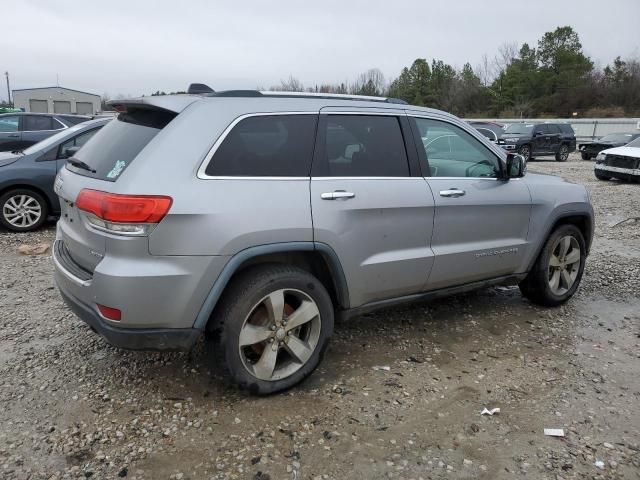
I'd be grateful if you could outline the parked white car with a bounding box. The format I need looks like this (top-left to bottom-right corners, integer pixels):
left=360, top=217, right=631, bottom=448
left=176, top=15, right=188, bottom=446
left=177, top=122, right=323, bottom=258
left=594, top=136, right=640, bottom=182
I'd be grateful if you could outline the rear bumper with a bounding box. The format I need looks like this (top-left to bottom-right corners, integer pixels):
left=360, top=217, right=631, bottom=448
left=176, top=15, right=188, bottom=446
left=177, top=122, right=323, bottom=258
left=56, top=280, right=201, bottom=351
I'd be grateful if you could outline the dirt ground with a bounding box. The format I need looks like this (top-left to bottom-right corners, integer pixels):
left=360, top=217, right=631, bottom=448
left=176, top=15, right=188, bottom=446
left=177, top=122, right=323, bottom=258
left=0, top=153, right=639, bottom=480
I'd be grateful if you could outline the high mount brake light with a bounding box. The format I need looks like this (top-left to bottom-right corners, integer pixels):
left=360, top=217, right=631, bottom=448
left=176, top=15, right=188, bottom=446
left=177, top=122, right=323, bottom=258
left=76, top=189, right=172, bottom=236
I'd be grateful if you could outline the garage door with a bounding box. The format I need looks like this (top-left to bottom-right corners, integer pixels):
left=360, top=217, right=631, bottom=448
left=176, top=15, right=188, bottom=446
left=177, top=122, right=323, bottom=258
left=53, top=101, right=72, bottom=114
left=76, top=102, right=93, bottom=115
left=29, top=99, right=48, bottom=113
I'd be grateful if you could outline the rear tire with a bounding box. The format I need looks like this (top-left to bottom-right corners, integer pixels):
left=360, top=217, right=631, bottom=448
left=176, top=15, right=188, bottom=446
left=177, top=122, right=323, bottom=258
left=0, top=189, right=48, bottom=232
left=207, top=264, right=334, bottom=395
left=595, top=172, right=611, bottom=181
left=556, top=144, right=569, bottom=162
left=581, top=152, right=591, bottom=161
left=519, top=224, right=586, bottom=307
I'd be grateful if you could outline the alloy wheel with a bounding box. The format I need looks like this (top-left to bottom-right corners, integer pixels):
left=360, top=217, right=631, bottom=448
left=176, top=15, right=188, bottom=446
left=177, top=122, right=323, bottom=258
left=559, top=145, right=569, bottom=161
left=2, top=194, right=42, bottom=229
left=519, top=146, right=530, bottom=161
left=548, top=235, right=581, bottom=295
left=238, top=289, right=321, bottom=381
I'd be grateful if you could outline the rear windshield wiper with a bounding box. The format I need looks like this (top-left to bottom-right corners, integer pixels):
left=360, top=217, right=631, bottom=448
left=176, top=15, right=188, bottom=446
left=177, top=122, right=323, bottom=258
left=67, top=157, right=96, bottom=173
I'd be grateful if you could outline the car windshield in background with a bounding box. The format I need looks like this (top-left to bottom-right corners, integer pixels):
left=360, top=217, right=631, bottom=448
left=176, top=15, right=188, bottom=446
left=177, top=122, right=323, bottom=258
left=67, top=108, right=176, bottom=181
left=504, top=124, right=534, bottom=135
left=625, top=137, right=640, bottom=148
left=22, top=123, right=87, bottom=155
left=599, top=133, right=634, bottom=143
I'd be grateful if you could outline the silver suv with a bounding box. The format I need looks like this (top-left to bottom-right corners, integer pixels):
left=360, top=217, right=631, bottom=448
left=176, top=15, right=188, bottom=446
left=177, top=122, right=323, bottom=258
left=53, top=90, right=594, bottom=394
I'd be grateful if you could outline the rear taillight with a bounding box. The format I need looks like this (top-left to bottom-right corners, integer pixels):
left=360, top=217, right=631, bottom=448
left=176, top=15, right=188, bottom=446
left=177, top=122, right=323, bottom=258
left=76, top=189, right=172, bottom=236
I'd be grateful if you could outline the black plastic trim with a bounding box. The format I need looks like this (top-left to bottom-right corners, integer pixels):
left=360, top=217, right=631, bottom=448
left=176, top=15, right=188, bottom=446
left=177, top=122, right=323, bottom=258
left=57, top=284, right=200, bottom=351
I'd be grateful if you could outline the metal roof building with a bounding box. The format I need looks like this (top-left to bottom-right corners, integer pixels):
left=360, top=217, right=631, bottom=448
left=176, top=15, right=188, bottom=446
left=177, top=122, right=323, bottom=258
left=12, top=86, right=101, bottom=115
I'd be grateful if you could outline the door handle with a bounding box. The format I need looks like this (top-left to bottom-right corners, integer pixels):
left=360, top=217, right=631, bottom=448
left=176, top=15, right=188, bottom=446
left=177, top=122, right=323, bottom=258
left=439, top=188, right=466, bottom=198
left=8, top=134, right=19, bottom=138
left=321, top=191, right=355, bottom=200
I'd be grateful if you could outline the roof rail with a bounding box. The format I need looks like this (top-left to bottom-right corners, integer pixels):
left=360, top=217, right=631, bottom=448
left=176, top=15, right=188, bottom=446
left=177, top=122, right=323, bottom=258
left=258, top=91, right=407, bottom=104
left=192, top=87, right=407, bottom=104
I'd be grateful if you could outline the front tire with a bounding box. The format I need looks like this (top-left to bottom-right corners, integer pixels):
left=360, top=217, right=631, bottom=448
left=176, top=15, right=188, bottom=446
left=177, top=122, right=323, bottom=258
left=595, top=171, right=611, bottom=181
left=208, top=264, right=334, bottom=395
left=519, top=225, right=586, bottom=307
left=581, top=152, right=591, bottom=161
left=518, top=144, right=531, bottom=162
left=0, top=189, right=48, bottom=232
left=556, top=144, right=569, bottom=162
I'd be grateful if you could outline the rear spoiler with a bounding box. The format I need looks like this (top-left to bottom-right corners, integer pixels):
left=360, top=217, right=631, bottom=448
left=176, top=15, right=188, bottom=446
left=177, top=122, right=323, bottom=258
left=107, top=95, right=199, bottom=114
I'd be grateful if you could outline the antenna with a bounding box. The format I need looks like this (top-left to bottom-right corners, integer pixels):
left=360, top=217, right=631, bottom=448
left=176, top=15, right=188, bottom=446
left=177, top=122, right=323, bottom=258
left=4, top=71, right=11, bottom=107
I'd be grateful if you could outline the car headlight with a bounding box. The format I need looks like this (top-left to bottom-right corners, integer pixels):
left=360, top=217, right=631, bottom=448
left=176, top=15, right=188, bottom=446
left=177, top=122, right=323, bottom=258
left=596, top=152, right=606, bottom=162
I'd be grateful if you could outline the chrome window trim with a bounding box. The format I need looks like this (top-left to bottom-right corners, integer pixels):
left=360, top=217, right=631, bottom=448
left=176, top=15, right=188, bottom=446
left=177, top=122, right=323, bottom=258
left=196, top=111, right=318, bottom=180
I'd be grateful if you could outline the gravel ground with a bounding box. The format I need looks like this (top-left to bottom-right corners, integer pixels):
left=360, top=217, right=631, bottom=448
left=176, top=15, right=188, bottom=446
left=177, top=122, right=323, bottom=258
left=1, top=153, right=639, bottom=479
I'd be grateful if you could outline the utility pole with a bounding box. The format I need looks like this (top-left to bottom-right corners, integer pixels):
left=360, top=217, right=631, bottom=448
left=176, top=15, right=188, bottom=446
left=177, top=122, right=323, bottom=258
left=4, top=71, right=11, bottom=107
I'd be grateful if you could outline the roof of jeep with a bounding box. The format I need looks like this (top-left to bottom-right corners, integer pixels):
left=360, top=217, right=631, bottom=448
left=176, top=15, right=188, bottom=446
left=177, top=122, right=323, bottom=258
left=108, top=92, right=455, bottom=121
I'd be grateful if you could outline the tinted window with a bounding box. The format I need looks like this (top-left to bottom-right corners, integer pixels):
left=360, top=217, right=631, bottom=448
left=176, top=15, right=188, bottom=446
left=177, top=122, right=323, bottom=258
left=534, top=124, right=549, bottom=135
left=319, top=115, right=409, bottom=177
left=205, top=115, right=317, bottom=177
left=413, top=118, right=501, bottom=178
left=0, top=116, right=19, bottom=132
left=558, top=124, right=575, bottom=135
left=67, top=109, right=175, bottom=181
left=547, top=124, right=561, bottom=134
left=59, top=128, right=100, bottom=157
left=24, top=115, right=55, bottom=131
left=60, top=115, right=89, bottom=125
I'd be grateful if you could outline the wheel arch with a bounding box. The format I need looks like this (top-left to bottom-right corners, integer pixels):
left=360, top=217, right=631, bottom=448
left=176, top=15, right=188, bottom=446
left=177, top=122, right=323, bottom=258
left=527, top=212, right=594, bottom=271
left=193, top=242, right=349, bottom=330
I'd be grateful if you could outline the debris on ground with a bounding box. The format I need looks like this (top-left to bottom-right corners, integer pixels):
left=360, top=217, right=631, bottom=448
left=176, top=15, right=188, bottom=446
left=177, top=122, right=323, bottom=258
left=480, top=407, right=501, bottom=416
left=16, top=242, right=50, bottom=255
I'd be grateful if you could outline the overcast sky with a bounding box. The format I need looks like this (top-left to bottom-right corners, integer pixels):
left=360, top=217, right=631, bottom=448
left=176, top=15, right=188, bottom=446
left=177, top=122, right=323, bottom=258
left=2, top=0, right=639, bottom=100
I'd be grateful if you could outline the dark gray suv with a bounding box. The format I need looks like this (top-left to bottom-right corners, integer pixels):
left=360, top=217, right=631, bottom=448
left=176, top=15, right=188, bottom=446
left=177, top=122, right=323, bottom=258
left=52, top=91, right=593, bottom=394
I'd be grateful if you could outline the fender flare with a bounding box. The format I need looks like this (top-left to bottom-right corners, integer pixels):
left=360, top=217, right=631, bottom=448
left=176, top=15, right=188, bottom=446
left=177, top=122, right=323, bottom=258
left=526, top=209, right=594, bottom=272
left=192, top=242, right=349, bottom=330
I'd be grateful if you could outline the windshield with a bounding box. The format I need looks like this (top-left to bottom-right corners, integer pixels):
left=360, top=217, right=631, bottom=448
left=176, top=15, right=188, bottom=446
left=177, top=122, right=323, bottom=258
left=22, top=123, right=87, bottom=154
left=626, top=137, right=640, bottom=148
left=504, top=124, right=534, bottom=135
left=599, top=133, right=635, bottom=144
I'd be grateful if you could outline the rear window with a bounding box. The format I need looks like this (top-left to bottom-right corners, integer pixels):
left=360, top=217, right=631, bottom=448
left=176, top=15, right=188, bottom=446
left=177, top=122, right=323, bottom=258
left=60, top=115, right=90, bottom=125
left=66, top=108, right=176, bottom=181
left=558, top=124, right=574, bottom=134
left=204, top=114, right=317, bottom=177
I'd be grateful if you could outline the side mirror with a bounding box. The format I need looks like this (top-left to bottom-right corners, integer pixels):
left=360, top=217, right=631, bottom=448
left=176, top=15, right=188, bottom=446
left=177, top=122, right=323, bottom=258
left=534, top=130, right=544, bottom=136
left=62, top=146, right=80, bottom=159
left=506, top=153, right=526, bottom=178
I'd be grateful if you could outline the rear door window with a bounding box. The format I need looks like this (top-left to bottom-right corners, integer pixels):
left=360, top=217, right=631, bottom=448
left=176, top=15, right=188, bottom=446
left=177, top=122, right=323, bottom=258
left=66, top=108, right=176, bottom=181
left=315, top=115, right=410, bottom=177
left=204, top=114, right=317, bottom=177
left=24, top=115, right=55, bottom=131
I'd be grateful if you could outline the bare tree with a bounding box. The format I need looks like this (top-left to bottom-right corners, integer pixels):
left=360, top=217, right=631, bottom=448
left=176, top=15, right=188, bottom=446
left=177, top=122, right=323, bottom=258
left=494, top=42, right=519, bottom=74
left=271, top=75, right=304, bottom=92
left=350, top=68, right=386, bottom=96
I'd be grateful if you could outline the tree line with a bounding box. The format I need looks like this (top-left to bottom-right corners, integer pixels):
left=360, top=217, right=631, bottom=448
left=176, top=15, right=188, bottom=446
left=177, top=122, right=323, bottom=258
left=271, top=26, right=640, bottom=118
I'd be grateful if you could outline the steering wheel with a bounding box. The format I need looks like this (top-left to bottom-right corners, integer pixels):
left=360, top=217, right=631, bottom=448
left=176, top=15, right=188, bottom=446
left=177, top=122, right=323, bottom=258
left=465, top=160, right=496, bottom=178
